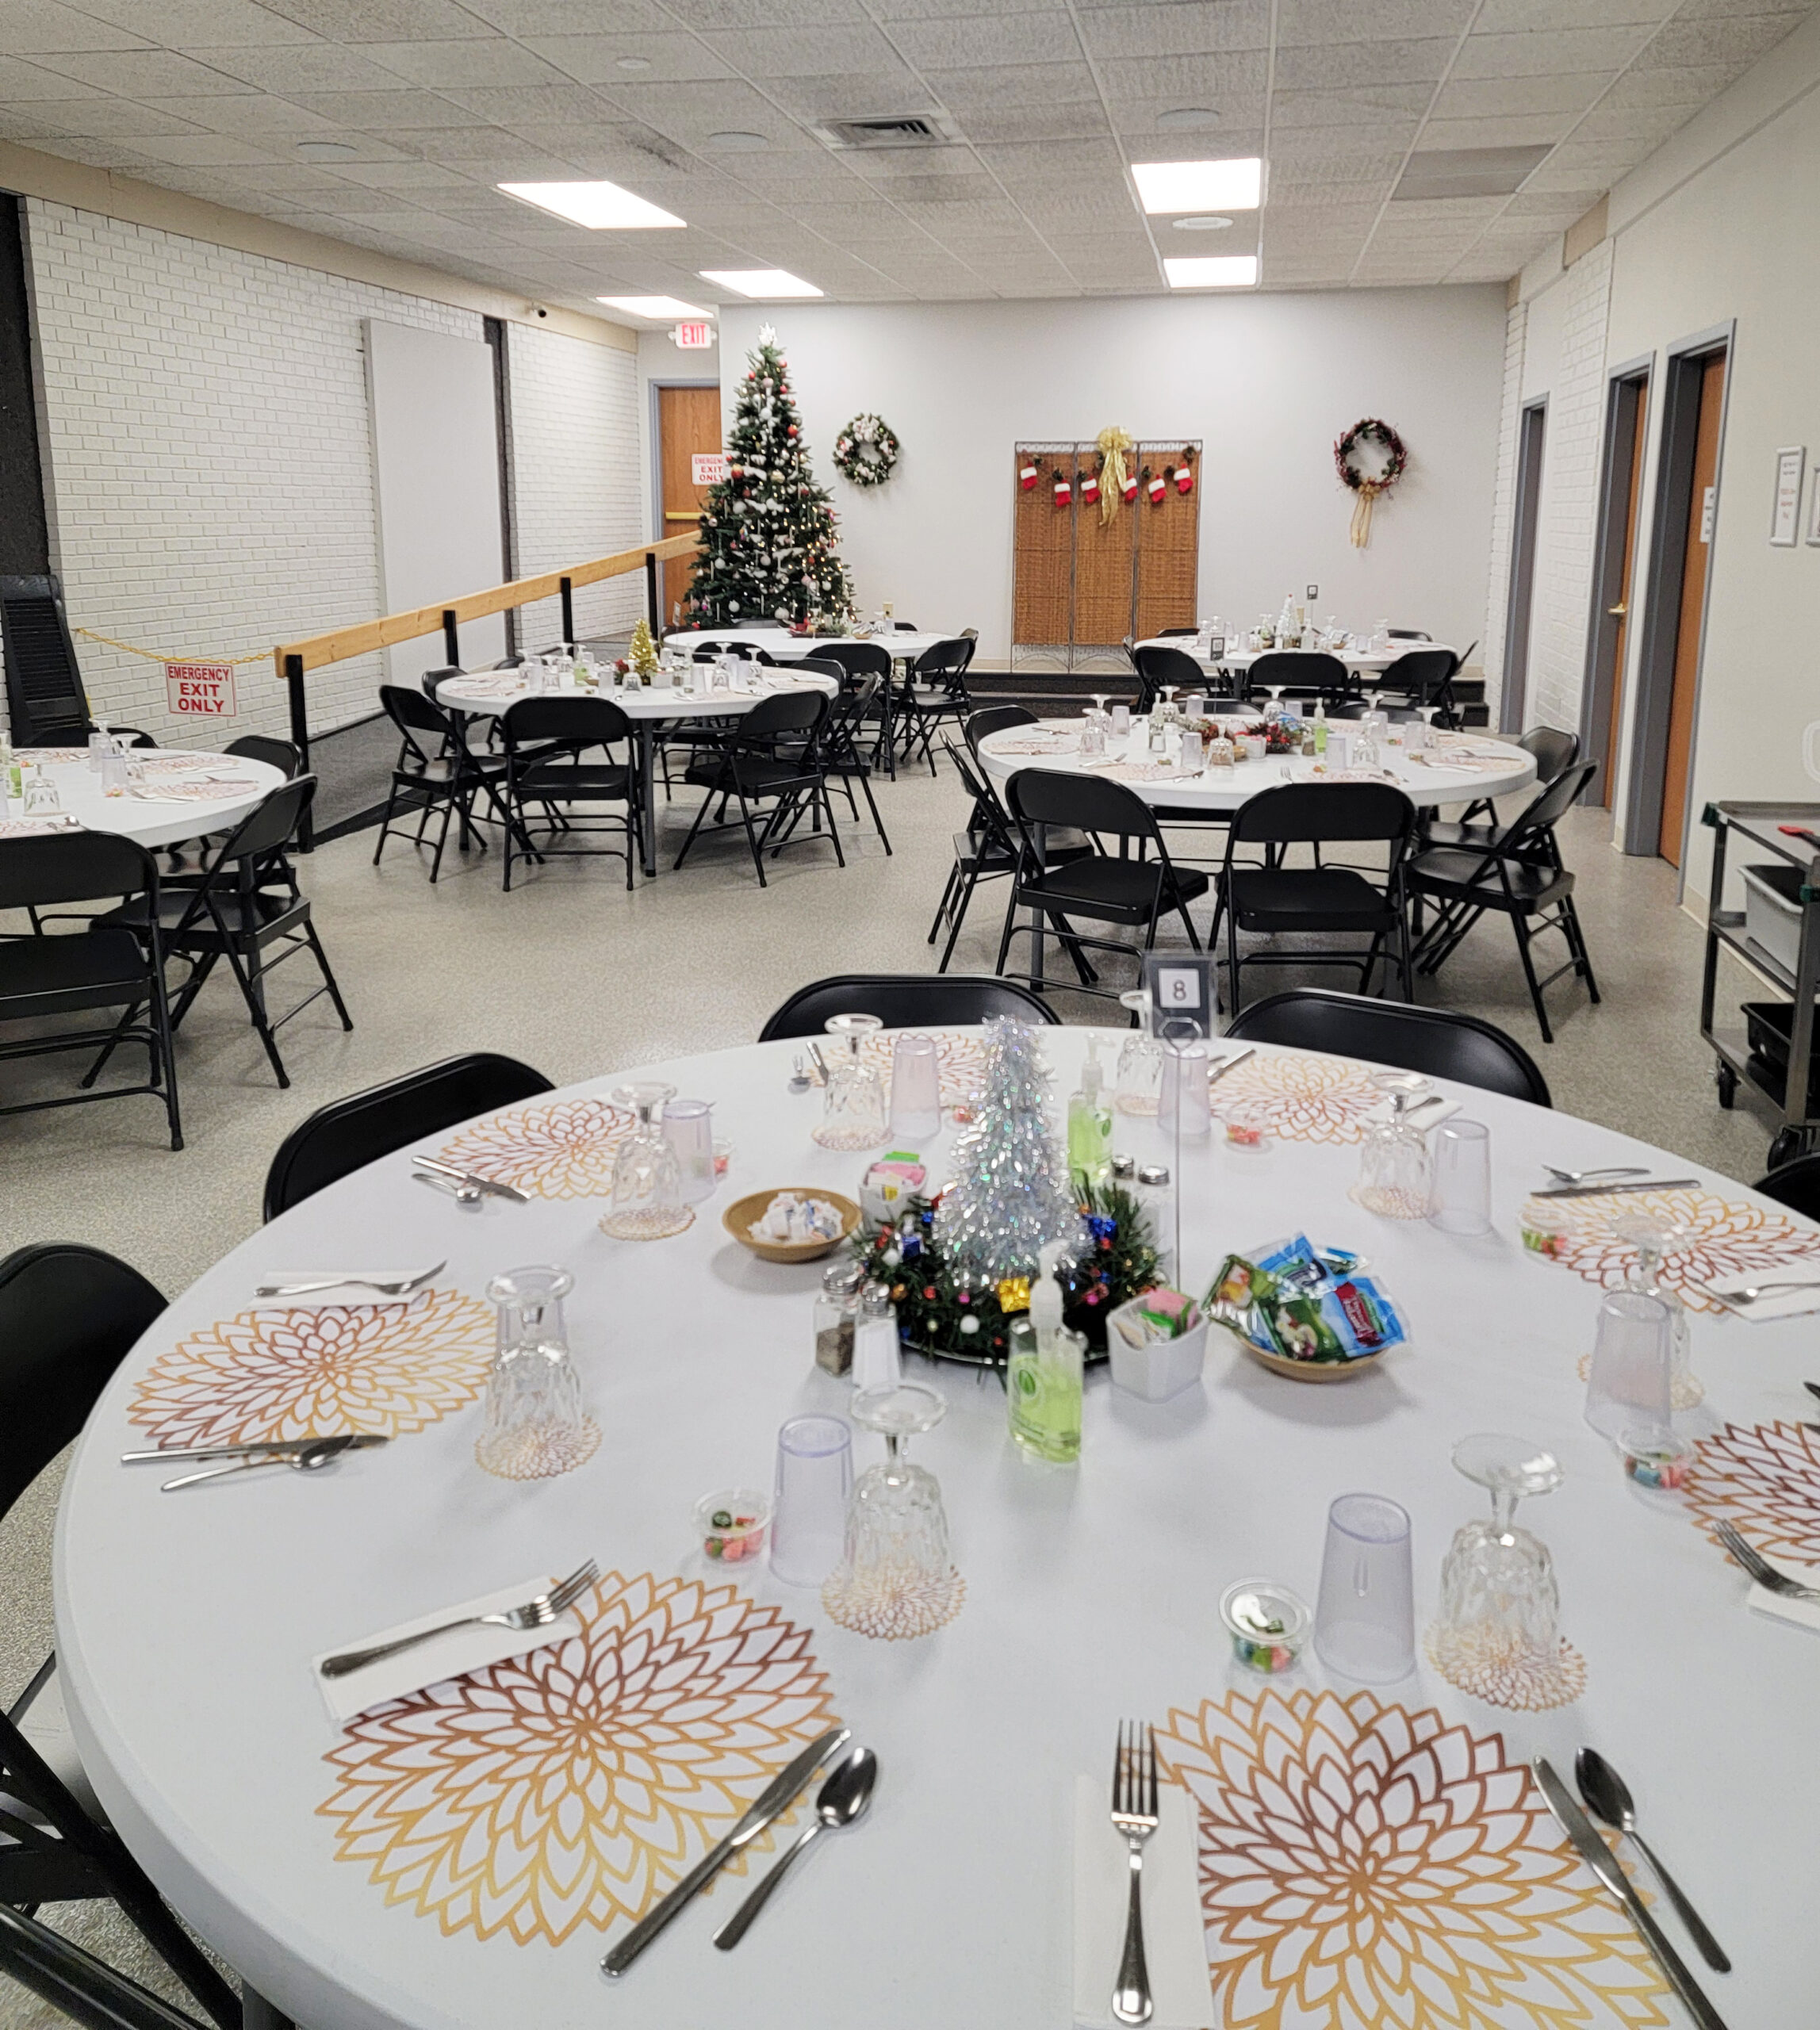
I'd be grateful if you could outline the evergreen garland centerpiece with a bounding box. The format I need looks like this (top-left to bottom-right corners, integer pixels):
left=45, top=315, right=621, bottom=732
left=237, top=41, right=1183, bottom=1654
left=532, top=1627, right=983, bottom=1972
left=685, top=327, right=855, bottom=628
left=847, top=1020, right=1163, bottom=1365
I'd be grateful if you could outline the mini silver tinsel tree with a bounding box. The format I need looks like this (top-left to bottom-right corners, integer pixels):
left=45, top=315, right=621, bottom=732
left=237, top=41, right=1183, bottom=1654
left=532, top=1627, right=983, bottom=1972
left=935, top=1018, right=1083, bottom=1289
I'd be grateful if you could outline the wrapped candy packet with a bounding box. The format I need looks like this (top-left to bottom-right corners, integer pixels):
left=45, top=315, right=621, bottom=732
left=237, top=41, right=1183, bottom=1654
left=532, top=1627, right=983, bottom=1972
left=1113, top=1286, right=1201, bottom=1347
left=1205, top=1245, right=1405, bottom=1366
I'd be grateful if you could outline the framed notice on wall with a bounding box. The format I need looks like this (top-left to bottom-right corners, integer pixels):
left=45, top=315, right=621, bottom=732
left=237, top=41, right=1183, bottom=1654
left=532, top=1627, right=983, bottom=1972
left=1771, top=445, right=1804, bottom=545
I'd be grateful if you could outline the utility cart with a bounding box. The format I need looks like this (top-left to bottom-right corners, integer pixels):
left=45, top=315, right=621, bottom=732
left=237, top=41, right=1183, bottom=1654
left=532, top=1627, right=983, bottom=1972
left=1700, top=799, right=1820, bottom=1166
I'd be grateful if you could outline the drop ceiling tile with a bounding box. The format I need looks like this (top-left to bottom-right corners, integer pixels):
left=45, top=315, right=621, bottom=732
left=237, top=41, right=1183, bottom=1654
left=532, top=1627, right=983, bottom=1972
left=1268, top=133, right=1417, bottom=178
left=193, top=41, right=417, bottom=90
left=1276, top=0, right=1476, bottom=41
left=1600, top=61, right=1745, bottom=105
left=0, top=108, right=78, bottom=140
left=0, top=2, right=150, bottom=52
left=760, top=68, right=932, bottom=119
left=1672, top=0, right=1807, bottom=17
left=1519, top=147, right=1630, bottom=186
left=1381, top=193, right=1508, bottom=222
left=1262, top=201, right=1381, bottom=233
left=975, top=137, right=1125, bottom=181
left=520, top=33, right=734, bottom=84
left=432, top=83, right=623, bottom=123
left=883, top=12, right=1080, bottom=67
left=1273, top=38, right=1456, bottom=88
left=251, top=0, right=496, bottom=36
left=407, top=129, right=581, bottom=170
left=1636, top=13, right=1802, bottom=64
left=1570, top=101, right=1690, bottom=140
left=31, top=135, right=167, bottom=166
left=600, top=79, right=802, bottom=128
left=1106, top=103, right=1265, bottom=140
left=127, top=132, right=285, bottom=163
left=285, top=87, right=475, bottom=125
left=1430, top=71, right=1615, bottom=115
left=27, top=99, right=209, bottom=136
left=29, top=48, right=255, bottom=94
left=699, top=22, right=907, bottom=75
left=663, top=0, right=869, bottom=24
left=462, top=0, right=676, bottom=27
left=920, top=60, right=1099, bottom=107
left=1266, top=176, right=1398, bottom=207
left=82, top=0, right=320, bottom=43
left=1270, top=82, right=1437, bottom=125
left=1416, top=113, right=1579, bottom=146
left=956, top=101, right=1111, bottom=140
left=1475, top=0, right=1674, bottom=23
left=1095, top=51, right=1269, bottom=97
left=1498, top=188, right=1606, bottom=222
left=1451, top=25, right=1657, bottom=75
left=1075, top=1, right=1270, bottom=56
left=359, top=39, right=573, bottom=87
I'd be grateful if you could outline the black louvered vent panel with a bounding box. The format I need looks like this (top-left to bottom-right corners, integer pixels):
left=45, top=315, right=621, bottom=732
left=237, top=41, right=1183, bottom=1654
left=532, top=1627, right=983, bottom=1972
left=2, top=586, right=90, bottom=741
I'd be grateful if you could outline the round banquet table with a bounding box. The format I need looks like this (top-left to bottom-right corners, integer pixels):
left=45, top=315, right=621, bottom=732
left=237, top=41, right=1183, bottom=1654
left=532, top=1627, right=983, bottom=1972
left=56, top=1028, right=1820, bottom=2030
left=665, top=626, right=948, bottom=665
left=976, top=718, right=1537, bottom=815
left=1133, top=636, right=1399, bottom=678
left=10, top=748, right=284, bottom=850
left=434, top=668, right=839, bottom=877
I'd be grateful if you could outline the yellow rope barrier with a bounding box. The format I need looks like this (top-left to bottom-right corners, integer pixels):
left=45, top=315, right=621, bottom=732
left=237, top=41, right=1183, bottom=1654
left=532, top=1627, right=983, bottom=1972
left=73, top=627, right=271, bottom=666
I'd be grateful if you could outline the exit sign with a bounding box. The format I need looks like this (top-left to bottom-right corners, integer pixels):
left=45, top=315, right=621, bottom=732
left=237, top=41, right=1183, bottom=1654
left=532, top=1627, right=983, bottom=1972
left=672, top=320, right=715, bottom=349
left=692, top=453, right=728, bottom=485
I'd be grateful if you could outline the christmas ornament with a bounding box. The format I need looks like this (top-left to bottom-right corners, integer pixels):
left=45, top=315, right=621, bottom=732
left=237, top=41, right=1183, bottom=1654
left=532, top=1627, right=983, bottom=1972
left=1019, top=458, right=1039, bottom=492
left=833, top=413, right=901, bottom=488
left=1121, top=470, right=1140, bottom=505
left=1079, top=468, right=1100, bottom=507
left=1053, top=472, right=1072, bottom=507
left=1146, top=468, right=1166, bottom=506
left=1094, top=425, right=1133, bottom=525
left=1174, top=452, right=1195, bottom=496
left=1335, top=417, right=1409, bottom=549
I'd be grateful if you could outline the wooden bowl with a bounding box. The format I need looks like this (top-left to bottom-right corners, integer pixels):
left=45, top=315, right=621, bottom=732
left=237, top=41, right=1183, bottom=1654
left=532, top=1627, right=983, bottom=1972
left=1244, top=1342, right=1389, bottom=1385
left=724, top=1189, right=861, bottom=1265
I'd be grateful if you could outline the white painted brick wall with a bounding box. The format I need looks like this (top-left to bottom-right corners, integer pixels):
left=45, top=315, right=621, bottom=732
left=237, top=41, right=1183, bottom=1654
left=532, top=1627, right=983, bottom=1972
left=1481, top=298, right=1527, bottom=725
left=1526, top=242, right=1614, bottom=737
left=505, top=323, right=642, bottom=653
left=16, top=199, right=478, bottom=749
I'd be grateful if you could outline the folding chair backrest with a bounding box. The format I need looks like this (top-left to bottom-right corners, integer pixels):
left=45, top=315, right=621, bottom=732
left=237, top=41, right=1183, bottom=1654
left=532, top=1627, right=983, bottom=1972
left=224, top=734, right=302, bottom=778
left=1498, top=760, right=1598, bottom=848
left=814, top=640, right=891, bottom=681
left=1133, top=644, right=1205, bottom=694
left=381, top=683, right=454, bottom=769
left=0, top=1243, right=165, bottom=1519
left=758, top=973, right=1060, bottom=1038
left=1228, top=780, right=1416, bottom=848
left=263, top=1052, right=555, bottom=1218
left=792, top=657, right=847, bottom=684
left=0, top=829, right=155, bottom=913
left=0, top=574, right=90, bottom=745
left=1006, top=765, right=1163, bottom=845
left=1519, top=725, right=1581, bottom=783
left=209, top=774, right=316, bottom=867
left=910, top=638, right=971, bottom=686
left=964, top=705, right=1035, bottom=756
left=1247, top=650, right=1348, bottom=697
left=500, top=695, right=634, bottom=748
left=942, top=739, right=1014, bottom=848
left=1381, top=648, right=1457, bottom=703
left=734, top=689, right=826, bottom=744
left=1386, top=628, right=1431, bottom=640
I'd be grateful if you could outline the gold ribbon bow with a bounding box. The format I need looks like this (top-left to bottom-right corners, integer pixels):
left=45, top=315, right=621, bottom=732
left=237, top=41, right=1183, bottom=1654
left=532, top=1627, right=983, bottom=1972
left=1096, top=426, right=1132, bottom=526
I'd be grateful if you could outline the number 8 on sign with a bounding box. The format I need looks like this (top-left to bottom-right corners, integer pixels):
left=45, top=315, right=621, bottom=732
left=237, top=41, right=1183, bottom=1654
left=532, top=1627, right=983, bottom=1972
left=1142, top=954, right=1216, bottom=1040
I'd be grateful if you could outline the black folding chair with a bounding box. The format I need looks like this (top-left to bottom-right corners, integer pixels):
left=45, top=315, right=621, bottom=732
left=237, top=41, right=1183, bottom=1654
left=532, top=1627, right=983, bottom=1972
left=673, top=690, right=841, bottom=886
left=1225, top=989, right=1552, bottom=1106
left=895, top=638, right=975, bottom=776
left=1132, top=643, right=1206, bottom=716
left=0, top=833, right=182, bottom=1147
left=964, top=706, right=1036, bottom=759
left=1426, top=726, right=1581, bottom=846
left=1753, top=1152, right=1820, bottom=1221
left=1247, top=649, right=1356, bottom=712
left=1211, top=781, right=1416, bottom=1014
left=1372, top=646, right=1461, bottom=728
left=92, top=776, right=351, bottom=1090
left=1407, top=761, right=1601, bottom=1043
left=759, top=972, right=1059, bottom=1038
left=803, top=674, right=891, bottom=854
left=263, top=1051, right=554, bottom=1217
left=497, top=695, right=640, bottom=891
left=0, top=1243, right=240, bottom=2030
left=809, top=641, right=896, bottom=774
left=224, top=733, right=301, bottom=777
left=373, top=684, right=515, bottom=882
left=997, top=768, right=1209, bottom=1004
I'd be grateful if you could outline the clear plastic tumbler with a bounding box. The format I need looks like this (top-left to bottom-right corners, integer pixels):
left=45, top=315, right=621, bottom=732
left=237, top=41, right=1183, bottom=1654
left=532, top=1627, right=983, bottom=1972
left=1584, top=1289, right=1672, bottom=1439
left=1313, top=1492, right=1416, bottom=1682
left=887, top=1032, right=943, bottom=1143
left=770, top=1415, right=854, bottom=1587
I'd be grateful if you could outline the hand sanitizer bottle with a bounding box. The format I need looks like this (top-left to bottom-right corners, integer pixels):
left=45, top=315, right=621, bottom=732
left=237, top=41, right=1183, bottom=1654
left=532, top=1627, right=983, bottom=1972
left=1067, top=1040, right=1113, bottom=1190
left=1312, top=699, right=1328, bottom=756
left=1006, top=1241, right=1085, bottom=1464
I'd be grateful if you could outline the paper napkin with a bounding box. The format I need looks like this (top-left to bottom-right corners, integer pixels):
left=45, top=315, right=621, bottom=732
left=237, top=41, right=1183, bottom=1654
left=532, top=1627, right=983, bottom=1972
left=1742, top=1550, right=1820, bottom=1634
left=1703, top=1268, right=1820, bottom=1320
left=255, top=1271, right=431, bottom=1312
left=1071, top=1775, right=1212, bottom=2029
left=313, top=1575, right=587, bottom=1728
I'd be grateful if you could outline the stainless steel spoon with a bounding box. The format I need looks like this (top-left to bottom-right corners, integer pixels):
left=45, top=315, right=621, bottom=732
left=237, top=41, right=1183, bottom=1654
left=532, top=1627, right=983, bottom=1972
left=1543, top=1165, right=1650, bottom=1185
left=1575, top=1748, right=1730, bottom=1972
left=160, top=1436, right=355, bottom=1492
left=713, top=1748, right=878, bottom=1949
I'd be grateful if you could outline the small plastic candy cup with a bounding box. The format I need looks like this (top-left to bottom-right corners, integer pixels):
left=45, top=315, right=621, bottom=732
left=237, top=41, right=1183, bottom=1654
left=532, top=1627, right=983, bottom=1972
left=1618, top=1426, right=1693, bottom=1492
left=1224, top=1105, right=1271, bottom=1153
left=693, top=1488, right=772, bottom=1563
left=1519, top=1200, right=1571, bottom=1259
left=1220, top=1579, right=1311, bottom=1674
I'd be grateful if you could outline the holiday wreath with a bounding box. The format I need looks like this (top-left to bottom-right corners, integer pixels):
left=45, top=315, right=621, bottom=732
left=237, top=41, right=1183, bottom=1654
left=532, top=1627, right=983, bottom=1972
left=849, top=1181, right=1163, bottom=1368
left=1334, top=417, right=1408, bottom=548
left=832, top=412, right=900, bottom=488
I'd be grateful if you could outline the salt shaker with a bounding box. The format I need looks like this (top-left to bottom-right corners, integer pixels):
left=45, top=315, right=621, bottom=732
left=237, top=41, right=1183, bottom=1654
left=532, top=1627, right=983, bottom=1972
left=1136, top=1163, right=1175, bottom=1285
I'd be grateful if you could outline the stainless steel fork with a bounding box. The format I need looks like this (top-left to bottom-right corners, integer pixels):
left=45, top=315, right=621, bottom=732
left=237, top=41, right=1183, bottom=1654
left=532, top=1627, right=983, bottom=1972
left=1715, top=1520, right=1820, bottom=1601
left=1110, top=1719, right=1159, bottom=2027
left=318, top=1560, right=600, bottom=1677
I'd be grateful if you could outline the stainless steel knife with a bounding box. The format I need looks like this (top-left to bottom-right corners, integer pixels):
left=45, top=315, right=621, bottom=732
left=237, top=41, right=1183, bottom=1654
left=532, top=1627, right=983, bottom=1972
left=1532, top=1178, right=1699, bottom=1199
left=1531, top=1756, right=1730, bottom=2030
left=1206, top=1045, right=1256, bottom=1086
left=121, top=1435, right=390, bottom=1464
left=409, top=1153, right=529, bottom=1204
left=601, top=1725, right=852, bottom=1976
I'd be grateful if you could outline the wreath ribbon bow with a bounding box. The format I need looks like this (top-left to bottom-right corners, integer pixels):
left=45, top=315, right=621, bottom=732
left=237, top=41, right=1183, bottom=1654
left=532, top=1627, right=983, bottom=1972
left=1095, top=426, right=1133, bottom=526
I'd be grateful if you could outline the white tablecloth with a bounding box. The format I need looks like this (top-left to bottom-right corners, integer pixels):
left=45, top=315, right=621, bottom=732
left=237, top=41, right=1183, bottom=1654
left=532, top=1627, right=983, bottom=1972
left=56, top=1031, right=1818, bottom=2028
left=978, top=722, right=1536, bottom=815
left=667, top=628, right=948, bottom=665
left=8, top=749, right=283, bottom=849
left=433, top=668, right=837, bottom=723
left=1135, top=638, right=1402, bottom=676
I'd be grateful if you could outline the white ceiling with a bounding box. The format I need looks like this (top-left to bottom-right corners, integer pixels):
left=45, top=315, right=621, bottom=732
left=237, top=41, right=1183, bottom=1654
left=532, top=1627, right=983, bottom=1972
left=0, top=0, right=1808, bottom=312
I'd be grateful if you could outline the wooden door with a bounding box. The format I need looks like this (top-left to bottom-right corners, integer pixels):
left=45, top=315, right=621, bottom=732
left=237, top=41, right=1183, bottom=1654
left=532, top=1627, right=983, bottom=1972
left=657, top=384, right=720, bottom=626
left=1604, top=385, right=1647, bottom=809
left=1659, top=352, right=1725, bottom=864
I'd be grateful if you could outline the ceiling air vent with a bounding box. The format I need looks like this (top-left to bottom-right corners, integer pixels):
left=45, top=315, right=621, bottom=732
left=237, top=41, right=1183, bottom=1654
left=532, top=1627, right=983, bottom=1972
left=819, top=113, right=955, bottom=150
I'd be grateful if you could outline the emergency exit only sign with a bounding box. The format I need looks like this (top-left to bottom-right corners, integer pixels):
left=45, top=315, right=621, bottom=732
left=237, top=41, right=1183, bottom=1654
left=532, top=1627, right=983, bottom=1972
left=165, top=661, right=237, bottom=717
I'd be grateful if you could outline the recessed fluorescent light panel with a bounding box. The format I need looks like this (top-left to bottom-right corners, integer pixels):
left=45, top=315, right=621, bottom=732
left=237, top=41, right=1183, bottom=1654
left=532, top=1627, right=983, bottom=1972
left=699, top=269, right=823, bottom=298
left=1133, top=158, right=1261, bottom=214
left=497, top=181, right=684, bottom=229
left=1164, top=255, right=1259, bottom=289
left=597, top=296, right=711, bottom=320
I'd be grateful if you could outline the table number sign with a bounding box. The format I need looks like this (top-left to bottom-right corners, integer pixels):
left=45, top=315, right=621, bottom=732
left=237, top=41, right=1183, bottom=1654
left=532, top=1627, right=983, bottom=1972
left=1143, top=953, right=1217, bottom=1040
left=164, top=661, right=237, bottom=717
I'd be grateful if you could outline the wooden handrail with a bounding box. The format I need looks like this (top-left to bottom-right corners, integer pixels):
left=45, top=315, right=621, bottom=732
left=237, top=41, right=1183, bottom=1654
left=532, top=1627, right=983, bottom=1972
left=271, top=530, right=699, bottom=677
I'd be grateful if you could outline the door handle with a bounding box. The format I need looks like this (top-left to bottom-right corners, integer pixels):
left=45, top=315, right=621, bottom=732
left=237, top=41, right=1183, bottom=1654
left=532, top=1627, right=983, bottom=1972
left=1607, top=603, right=1627, bottom=617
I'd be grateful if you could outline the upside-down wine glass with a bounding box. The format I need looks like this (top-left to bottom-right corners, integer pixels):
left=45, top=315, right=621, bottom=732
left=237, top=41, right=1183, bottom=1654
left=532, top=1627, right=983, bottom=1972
left=822, top=1381, right=962, bottom=1637
left=477, top=1266, right=596, bottom=1480
left=814, top=1012, right=889, bottom=1151
left=600, top=1082, right=695, bottom=1239
left=1430, top=1434, right=1566, bottom=1683
left=1352, top=1071, right=1435, bottom=1218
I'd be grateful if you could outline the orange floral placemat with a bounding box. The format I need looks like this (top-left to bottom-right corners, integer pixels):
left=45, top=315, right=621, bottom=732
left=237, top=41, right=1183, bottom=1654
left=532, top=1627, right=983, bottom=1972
left=319, top=1570, right=838, bottom=1946
left=437, top=1095, right=636, bottom=1199
left=1686, top=1420, right=1820, bottom=1561
left=1157, top=1688, right=1667, bottom=2029
left=1206, top=1050, right=1385, bottom=1143
left=1523, top=1185, right=1820, bottom=1315
left=128, top=1291, right=493, bottom=1448
left=857, top=1029, right=986, bottom=1114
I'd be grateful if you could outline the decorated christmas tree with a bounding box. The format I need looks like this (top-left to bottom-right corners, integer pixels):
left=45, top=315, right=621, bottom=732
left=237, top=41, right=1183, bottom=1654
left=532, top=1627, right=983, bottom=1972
left=935, top=1019, right=1084, bottom=1292
left=626, top=615, right=659, bottom=681
left=684, top=326, right=853, bottom=628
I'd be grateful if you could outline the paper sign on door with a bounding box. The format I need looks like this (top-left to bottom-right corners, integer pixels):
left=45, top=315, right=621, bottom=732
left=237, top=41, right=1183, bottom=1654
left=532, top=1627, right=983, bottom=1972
left=692, top=453, right=728, bottom=485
